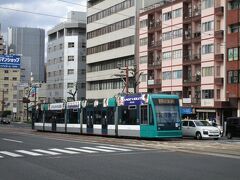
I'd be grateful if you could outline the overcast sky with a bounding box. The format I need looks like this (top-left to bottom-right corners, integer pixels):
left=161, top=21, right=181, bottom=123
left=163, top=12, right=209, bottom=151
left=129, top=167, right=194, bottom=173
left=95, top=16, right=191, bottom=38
left=0, top=0, right=87, bottom=39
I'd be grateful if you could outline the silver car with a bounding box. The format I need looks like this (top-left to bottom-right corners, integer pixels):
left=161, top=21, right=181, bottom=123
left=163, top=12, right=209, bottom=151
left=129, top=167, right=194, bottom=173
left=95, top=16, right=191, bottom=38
left=182, top=120, right=220, bottom=140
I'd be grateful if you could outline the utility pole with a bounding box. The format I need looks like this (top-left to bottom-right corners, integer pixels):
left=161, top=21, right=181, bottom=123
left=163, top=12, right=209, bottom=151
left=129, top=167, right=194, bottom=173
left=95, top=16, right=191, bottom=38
left=1, top=90, right=6, bottom=120
left=125, top=66, right=129, bottom=94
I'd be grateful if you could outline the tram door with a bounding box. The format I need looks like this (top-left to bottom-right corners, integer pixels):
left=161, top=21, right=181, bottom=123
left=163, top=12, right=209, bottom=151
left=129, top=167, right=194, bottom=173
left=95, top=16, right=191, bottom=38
left=102, top=109, right=107, bottom=135
left=86, top=108, right=94, bottom=134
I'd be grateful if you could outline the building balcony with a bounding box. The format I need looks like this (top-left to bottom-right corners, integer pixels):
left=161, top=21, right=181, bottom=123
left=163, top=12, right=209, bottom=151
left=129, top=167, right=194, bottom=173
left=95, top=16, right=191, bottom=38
left=148, top=40, right=162, bottom=49
left=148, top=20, right=161, bottom=31
left=183, top=31, right=201, bottom=43
left=148, top=60, right=162, bottom=69
left=183, top=75, right=201, bottom=86
left=183, top=54, right=201, bottom=65
left=215, top=30, right=224, bottom=39
left=214, top=53, right=224, bottom=62
left=147, top=79, right=161, bottom=88
left=215, top=77, right=223, bottom=86
left=215, top=6, right=224, bottom=16
left=182, top=97, right=201, bottom=106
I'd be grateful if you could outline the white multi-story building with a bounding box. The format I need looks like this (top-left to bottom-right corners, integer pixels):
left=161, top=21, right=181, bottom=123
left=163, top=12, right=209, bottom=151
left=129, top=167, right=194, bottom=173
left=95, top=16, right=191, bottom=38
left=86, top=0, right=143, bottom=99
left=46, top=11, right=86, bottom=103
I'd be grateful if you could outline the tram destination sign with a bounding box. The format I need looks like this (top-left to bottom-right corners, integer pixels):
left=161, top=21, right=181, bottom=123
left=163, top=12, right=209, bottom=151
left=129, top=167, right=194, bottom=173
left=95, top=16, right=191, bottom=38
left=123, top=94, right=144, bottom=106
left=0, top=55, right=21, bottom=69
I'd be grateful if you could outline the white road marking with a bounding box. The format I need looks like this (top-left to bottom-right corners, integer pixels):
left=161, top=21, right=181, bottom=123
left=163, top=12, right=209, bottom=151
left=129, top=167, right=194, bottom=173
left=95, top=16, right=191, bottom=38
left=16, top=150, right=43, bottom=156
left=97, top=146, right=132, bottom=152
left=32, top=149, right=62, bottom=155
left=2, top=138, right=23, bottom=143
left=65, top=148, right=97, bottom=153
left=49, top=148, right=80, bottom=154
left=0, top=155, right=3, bottom=158
left=0, top=151, right=23, bottom=157
left=82, top=147, right=115, bottom=152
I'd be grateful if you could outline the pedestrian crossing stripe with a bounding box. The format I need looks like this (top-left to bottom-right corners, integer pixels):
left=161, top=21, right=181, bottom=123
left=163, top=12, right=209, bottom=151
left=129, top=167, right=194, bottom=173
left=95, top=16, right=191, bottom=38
left=0, top=145, right=147, bottom=159
left=97, top=146, right=132, bottom=152
left=16, top=150, right=42, bottom=156
left=82, top=147, right=115, bottom=152
left=32, top=149, right=61, bottom=155
left=0, top=151, right=23, bottom=157
left=49, top=148, right=80, bottom=154
left=65, top=148, right=97, bottom=153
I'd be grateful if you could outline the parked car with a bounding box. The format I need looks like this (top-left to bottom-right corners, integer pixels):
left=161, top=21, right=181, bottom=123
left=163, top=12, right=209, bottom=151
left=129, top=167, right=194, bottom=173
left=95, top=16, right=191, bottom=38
left=226, top=117, right=240, bottom=139
left=0, top=118, right=11, bottom=124
left=182, top=120, right=220, bottom=140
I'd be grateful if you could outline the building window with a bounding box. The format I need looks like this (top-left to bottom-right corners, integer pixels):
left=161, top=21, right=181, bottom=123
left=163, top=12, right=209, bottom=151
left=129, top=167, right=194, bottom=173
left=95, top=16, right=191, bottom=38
left=68, top=42, right=74, bottom=48
left=202, top=44, right=214, bottom=54
left=140, top=38, right=148, bottom=46
left=172, top=70, right=182, bottom=79
left=163, top=12, right=172, bottom=21
left=139, top=56, right=148, bottom=64
left=229, top=23, right=240, bottom=33
left=163, top=51, right=171, bottom=60
left=228, top=48, right=238, bottom=61
left=173, top=8, right=182, bottom=18
left=228, top=1, right=240, bottom=10
left=67, top=83, right=74, bottom=88
left=4, top=77, right=9, bottom=80
left=4, top=70, right=9, bottom=73
left=82, top=56, right=86, bottom=61
left=202, top=0, right=213, bottom=9
left=4, top=84, right=9, bottom=88
left=228, top=70, right=239, bottom=84
left=202, top=21, right=214, bottom=32
left=87, top=0, right=134, bottom=24
left=59, top=44, right=63, bottom=49
left=12, top=77, right=17, bottom=81
left=202, top=67, right=214, bottom=76
left=162, top=31, right=172, bottom=41
left=140, top=19, right=148, bottom=28
left=81, top=83, right=86, bottom=88
left=202, top=89, right=214, bottom=99
left=163, top=71, right=172, bottom=80
left=68, top=56, right=74, bottom=61
left=82, top=43, right=86, bottom=48
left=216, top=89, right=221, bottom=99
left=172, top=49, right=182, bottom=59
left=68, top=69, right=74, bottom=75
left=172, top=29, right=182, bottom=38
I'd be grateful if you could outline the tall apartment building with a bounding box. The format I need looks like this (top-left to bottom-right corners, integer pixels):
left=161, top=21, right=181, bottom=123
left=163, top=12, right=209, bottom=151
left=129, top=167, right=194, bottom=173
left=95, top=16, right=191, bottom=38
left=46, top=11, right=86, bottom=103
left=226, top=0, right=240, bottom=117
left=138, top=0, right=229, bottom=125
left=8, top=27, right=45, bottom=82
left=86, top=0, right=143, bottom=99
left=0, top=66, right=20, bottom=114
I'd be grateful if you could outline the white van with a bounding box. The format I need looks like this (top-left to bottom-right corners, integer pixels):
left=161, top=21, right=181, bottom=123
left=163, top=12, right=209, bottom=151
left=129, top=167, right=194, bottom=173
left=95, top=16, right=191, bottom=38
left=182, top=120, right=220, bottom=140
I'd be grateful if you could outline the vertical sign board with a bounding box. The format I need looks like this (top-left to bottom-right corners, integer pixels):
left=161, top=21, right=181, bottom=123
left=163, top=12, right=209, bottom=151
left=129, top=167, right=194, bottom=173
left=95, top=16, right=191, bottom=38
left=0, top=55, right=21, bottom=69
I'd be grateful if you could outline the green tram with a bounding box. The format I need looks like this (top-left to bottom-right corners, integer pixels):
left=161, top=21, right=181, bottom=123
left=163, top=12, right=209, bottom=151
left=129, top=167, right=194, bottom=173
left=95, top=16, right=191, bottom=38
left=34, top=93, right=182, bottom=138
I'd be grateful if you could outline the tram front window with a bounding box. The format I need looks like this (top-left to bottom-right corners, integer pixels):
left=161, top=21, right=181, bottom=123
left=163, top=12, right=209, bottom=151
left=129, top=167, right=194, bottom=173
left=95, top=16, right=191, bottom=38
left=153, top=99, right=180, bottom=130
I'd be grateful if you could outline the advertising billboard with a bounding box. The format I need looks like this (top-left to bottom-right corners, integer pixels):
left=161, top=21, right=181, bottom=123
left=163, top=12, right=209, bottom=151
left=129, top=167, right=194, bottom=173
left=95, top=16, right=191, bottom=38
left=0, top=55, right=21, bottom=69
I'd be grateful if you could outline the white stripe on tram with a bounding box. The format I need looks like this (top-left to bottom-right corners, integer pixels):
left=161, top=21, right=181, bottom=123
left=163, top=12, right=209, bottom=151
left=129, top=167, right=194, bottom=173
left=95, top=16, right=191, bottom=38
left=0, top=151, right=23, bottom=157
left=32, top=149, right=62, bottom=155
left=96, top=146, right=132, bottom=152
left=49, top=148, right=80, bottom=154
left=65, top=148, right=97, bottom=153
left=82, top=147, right=115, bottom=152
left=16, top=150, right=43, bottom=156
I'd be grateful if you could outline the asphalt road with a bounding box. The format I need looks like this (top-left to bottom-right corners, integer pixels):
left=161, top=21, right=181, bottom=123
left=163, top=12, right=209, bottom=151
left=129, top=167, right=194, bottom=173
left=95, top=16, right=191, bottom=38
left=0, top=124, right=239, bottom=180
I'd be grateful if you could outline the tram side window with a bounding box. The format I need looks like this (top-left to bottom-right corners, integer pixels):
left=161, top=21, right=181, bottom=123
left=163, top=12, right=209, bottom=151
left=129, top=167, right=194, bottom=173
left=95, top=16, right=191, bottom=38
left=118, top=106, right=139, bottom=125
left=107, top=107, right=115, bottom=125
left=82, top=109, right=87, bottom=124
left=140, top=105, right=148, bottom=124
left=94, top=109, right=102, bottom=124
left=149, top=106, right=154, bottom=125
